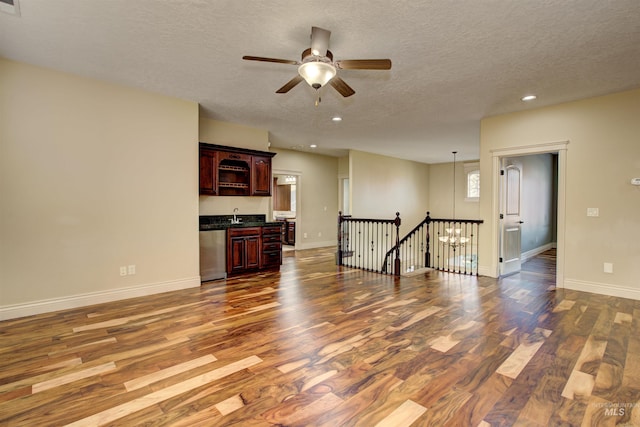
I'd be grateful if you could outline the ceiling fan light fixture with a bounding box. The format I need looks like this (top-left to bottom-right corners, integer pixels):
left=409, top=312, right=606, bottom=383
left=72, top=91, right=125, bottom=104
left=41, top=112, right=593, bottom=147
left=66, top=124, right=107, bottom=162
left=298, top=61, right=336, bottom=89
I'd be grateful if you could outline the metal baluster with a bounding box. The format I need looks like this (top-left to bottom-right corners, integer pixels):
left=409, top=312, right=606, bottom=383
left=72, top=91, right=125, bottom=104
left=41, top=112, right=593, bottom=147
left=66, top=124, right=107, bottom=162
left=387, top=222, right=391, bottom=274
left=367, top=221, right=371, bottom=271
left=464, top=221, right=469, bottom=274
left=370, top=221, right=374, bottom=272
left=365, top=221, right=368, bottom=271
left=471, top=222, right=475, bottom=275
left=355, top=221, right=358, bottom=269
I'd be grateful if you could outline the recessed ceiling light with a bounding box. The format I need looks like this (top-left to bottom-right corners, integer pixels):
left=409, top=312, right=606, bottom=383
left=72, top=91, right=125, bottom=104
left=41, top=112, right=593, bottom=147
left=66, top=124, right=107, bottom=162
left=521, top=95, right=537, bottom=101
left=331, top=116, right=342, bottom=122
left=310, top=144, right=317, bottom=148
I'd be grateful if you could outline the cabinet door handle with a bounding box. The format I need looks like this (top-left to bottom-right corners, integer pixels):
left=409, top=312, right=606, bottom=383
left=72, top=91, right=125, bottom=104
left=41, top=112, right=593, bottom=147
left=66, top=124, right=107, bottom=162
left=229, top=154, right=241, bottom=159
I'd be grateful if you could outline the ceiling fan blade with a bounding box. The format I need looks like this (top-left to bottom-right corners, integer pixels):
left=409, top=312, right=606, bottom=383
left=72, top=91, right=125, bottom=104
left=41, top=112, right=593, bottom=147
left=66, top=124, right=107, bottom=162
left=242, top=55, right=299, bottom=65
left=276, top=75, right=304, bottom=93
left=310, top=26, right=331, bottom=56
left=329, top=76, right=355, bottom=97
left=335, top=59, right=392, bottom=70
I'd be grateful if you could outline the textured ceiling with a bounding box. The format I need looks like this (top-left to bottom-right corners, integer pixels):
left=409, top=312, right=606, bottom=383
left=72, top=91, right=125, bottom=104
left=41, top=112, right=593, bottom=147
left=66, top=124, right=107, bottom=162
left=2, top=0, right=639, bottom=163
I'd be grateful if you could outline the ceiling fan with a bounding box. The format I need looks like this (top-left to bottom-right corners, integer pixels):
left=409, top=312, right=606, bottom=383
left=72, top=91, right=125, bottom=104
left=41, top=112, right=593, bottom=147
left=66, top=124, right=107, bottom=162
left=242, top=26, right=391, bottom=101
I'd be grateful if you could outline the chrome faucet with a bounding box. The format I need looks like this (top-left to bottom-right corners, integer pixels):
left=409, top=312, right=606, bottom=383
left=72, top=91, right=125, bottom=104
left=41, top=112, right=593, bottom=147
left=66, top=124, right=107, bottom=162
left=232, top=208, right=241, bottom=224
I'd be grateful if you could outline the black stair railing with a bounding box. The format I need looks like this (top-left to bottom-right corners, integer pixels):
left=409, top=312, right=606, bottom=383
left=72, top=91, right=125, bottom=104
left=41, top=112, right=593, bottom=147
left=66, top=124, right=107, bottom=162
left=337, top=212, right=401, bottom=274
left=382, top=212, right=483, bottom=276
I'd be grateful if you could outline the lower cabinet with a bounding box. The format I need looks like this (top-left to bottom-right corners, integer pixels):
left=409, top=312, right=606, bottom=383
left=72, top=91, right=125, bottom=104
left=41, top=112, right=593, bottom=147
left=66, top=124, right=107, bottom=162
left=227, top=227, right=261, bottom=275
left=261, top=225, right=283, bottom=268
left=287, top=221, right=296, bottom=245
left=227, top=224, right=283, bottom=276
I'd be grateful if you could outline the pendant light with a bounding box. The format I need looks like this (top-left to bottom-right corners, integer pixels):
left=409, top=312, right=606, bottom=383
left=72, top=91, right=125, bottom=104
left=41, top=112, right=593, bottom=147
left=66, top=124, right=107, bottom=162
left=439, top=151, right=469, bottom=248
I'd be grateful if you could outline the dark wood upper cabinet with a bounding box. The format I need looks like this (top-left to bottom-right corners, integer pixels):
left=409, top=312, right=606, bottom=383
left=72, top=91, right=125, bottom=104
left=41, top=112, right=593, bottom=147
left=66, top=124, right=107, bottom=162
left=199, top=148, right=218, bottom=195
left=199, top=143, right=275, bottom=196
left=251, top=155, right=272, bottom=196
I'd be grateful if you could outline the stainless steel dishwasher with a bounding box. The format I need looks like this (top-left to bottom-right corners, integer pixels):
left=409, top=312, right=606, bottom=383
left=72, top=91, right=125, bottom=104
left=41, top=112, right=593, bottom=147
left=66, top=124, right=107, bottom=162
left=199, top=229, right=227, bottom=281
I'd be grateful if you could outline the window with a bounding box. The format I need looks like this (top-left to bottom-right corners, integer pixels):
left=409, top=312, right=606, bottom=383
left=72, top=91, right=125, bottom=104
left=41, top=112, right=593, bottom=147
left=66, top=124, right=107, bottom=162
left=464, top=162, right=480, bottom=201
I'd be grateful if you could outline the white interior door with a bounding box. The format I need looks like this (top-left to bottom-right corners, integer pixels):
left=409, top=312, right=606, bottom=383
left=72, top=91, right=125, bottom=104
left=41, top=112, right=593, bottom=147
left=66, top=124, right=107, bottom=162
left=501, top=161, right=523, bottom=276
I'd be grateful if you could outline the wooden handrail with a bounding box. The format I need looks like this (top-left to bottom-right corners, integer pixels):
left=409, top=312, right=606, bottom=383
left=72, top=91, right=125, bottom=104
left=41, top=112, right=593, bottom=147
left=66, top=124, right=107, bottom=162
left=337, top=212, right=401, bottom=273
left=382, top=212, right=484, bottom=276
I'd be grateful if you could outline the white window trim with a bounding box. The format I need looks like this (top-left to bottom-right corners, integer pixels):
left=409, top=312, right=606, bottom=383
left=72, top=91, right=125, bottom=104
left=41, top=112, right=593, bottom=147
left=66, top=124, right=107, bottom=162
left=464, top=161, right=480, bottom=202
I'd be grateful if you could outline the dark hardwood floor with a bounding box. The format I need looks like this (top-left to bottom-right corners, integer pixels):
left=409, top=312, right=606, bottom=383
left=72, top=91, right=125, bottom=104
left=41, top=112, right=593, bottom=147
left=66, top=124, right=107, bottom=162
left=1, top=248, right=639, bottom=426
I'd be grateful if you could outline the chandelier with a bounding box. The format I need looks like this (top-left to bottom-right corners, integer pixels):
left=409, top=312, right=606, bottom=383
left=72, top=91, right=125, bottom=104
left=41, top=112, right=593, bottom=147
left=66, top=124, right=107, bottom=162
left=439, top=151, right=470, bottom=248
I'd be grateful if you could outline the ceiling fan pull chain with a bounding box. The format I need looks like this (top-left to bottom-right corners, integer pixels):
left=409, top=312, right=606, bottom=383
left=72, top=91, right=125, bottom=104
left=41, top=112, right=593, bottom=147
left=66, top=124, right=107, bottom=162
left=315, top=91, right=321, bottom=107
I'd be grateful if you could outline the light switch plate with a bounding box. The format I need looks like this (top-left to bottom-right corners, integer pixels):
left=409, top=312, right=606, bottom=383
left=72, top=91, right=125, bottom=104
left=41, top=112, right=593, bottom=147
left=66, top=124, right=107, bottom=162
left=587, top=208, right=599, bottom=217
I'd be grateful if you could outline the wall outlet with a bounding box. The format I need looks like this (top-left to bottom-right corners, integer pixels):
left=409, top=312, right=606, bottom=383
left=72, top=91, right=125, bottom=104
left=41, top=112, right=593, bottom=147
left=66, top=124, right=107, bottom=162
left=120, top=266, right=127, bottom=276
left=303, top=233, right=308, bottom=238
left=127, top=265, right=136, bottom=275
left=587, top=208, right=599, bottom=217
left=604, top=262, right=613, bottom=274
left=318, top=232, right=322, bottom=237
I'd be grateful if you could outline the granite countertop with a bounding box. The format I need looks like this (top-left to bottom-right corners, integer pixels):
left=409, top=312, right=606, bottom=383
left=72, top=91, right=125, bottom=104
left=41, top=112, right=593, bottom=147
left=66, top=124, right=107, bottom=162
left=199, top=214, right=283, bottom=231
left=200, top=221, right=283, bottom=231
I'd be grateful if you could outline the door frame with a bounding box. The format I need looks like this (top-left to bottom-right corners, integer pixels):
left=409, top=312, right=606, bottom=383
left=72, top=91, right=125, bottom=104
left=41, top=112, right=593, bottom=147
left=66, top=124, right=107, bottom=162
left=272, top=169, right=302, bottom=248
left=490, top=140, right=568, bottom=288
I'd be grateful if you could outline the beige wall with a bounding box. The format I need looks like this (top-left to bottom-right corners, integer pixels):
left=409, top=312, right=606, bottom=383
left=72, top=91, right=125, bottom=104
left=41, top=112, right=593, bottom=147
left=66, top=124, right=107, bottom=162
left=271, top=148, right=339, bottom=249
left=350, top=150, right=430, bottom=234
left=0, top=59, right=200, bottom=318
left=428, top=161, right=480, bottom=220
left=199, top=117, right=269, bottom=151
left=198, top=117, right=272, bottom=216
left=480, top=89, right=640, bottom=298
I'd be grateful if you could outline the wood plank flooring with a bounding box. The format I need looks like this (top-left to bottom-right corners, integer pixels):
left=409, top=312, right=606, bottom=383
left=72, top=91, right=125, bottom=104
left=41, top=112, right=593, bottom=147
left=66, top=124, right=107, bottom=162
left=1, top=248, right=640, bottom=426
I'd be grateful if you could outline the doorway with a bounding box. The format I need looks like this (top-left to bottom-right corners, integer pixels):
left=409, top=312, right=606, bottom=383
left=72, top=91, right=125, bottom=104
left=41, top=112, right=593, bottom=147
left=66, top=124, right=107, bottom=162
left=500, top=154, right=560, bottom=277
left=272, top=170, right=301, bottom=250
left=491, top=141, right=568, bottom=288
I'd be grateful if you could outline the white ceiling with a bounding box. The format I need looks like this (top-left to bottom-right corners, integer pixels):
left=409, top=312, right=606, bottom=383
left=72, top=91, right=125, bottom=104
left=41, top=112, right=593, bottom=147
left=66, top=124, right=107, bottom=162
left=2, top=0, right=639, bottom=163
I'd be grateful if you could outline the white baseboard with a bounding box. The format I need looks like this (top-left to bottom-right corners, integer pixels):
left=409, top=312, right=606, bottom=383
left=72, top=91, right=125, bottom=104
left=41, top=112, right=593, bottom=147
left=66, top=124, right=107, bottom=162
left=295, top=240, right=337, bottom=250
left=477, top=265, right=497, bottom=277
left=0, top=276, right=201, bottom=321
left=521, top=242, right=555, bottom=262
left=564, top=278, right=640, bottom=301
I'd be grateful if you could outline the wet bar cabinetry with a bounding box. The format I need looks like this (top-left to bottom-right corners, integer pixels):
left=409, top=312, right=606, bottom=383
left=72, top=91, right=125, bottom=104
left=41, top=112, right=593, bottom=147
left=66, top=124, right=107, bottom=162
left=227, top=227, right=261, bottom=275
left=226, top=223, right=283, bottom=276
left=217, top=151, right=251, bottom=196
left=251, top=156, right=272, bottom=196
left=261, top=225, right=283, bottom=268
left=199, top=143, right=275, bottom=196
